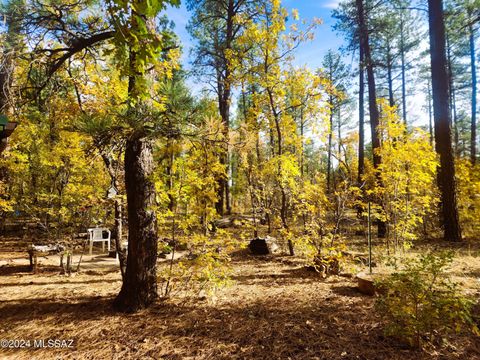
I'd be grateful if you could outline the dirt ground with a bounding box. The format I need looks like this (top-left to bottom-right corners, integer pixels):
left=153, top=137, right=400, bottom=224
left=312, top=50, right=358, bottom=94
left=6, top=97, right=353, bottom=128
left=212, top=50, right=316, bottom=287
left=1, top=239, right=480, bottom=360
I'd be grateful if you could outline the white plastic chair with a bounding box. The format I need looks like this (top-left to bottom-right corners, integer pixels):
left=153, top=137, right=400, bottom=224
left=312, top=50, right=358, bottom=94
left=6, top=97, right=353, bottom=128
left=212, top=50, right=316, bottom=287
left=87, top=227, right=111, bottom=255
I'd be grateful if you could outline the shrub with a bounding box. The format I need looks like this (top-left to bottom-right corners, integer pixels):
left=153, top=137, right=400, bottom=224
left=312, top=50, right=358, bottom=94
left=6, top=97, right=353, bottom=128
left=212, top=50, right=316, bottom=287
left=375, top=251, right=478, bottom=348
left=158, top=232, right=234, bottom=298
left=456, top=160, right=480, bottom=238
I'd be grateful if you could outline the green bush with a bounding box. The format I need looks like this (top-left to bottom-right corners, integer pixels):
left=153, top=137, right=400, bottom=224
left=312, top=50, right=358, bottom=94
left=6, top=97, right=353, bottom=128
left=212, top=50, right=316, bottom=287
left=375, top=251, right=479, bottom=348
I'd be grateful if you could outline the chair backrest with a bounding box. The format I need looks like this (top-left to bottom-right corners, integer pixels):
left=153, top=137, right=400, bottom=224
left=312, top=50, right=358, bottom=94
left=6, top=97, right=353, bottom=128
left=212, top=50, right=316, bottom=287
left=89, top=228, right=104, bottom=240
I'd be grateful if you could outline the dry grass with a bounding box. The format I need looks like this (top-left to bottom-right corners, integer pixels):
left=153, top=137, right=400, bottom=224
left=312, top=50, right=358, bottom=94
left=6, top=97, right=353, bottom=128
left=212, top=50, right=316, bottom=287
left=0, top=240, right=479, bottom=360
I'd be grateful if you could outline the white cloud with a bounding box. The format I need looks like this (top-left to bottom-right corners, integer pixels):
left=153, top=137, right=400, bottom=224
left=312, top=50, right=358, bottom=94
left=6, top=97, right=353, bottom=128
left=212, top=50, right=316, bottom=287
left=322, top=0, right=341, bottom=9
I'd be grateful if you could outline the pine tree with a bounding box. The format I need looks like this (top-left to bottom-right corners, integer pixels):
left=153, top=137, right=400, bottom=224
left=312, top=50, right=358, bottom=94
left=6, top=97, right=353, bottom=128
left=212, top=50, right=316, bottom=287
left=428, top=0, right=463, bottom=242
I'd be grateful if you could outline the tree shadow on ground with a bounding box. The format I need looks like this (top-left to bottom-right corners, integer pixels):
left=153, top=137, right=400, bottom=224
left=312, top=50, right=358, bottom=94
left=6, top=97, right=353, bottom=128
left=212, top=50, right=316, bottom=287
left=2, top=292, right=476, bottom=360
left=331, top=285, right=367, bottom=298
left=0, top=264, right=32, bottom=276
left=0, top=296, right=116, bottom=327
left=0, top=278, right=121, bottom=287
left=1, top=296, right=359, bottom=356
left=0, top=264, right=62, bottom=276
left=230, top=267, right=324, bottom=286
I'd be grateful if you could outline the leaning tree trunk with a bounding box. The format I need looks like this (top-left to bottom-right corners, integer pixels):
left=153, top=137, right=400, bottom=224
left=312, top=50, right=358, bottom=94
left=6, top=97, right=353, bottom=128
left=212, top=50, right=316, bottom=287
left=113, top=136, right=159, bottom=312
left=427, top=0, right=462, bottom=242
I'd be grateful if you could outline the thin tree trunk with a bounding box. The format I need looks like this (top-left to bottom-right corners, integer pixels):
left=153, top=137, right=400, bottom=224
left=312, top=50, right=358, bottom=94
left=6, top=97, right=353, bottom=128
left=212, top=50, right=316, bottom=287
left=335, top=107, right=342, bottom=191
left=428, top=79, right=434, bottom=146
left=327, top=96, right=334, bottom=193
left=114, top=198, right=126, bottom=279
left=387, top=44, right=395, bottom=107
left=400, top=15, right=407, bottom=125
left=446, top=35, right=460, bottom=156
left=470, top=24, right=477, bottom=164
left=358, top=44, right=365, bottom=186
left=215, top=63, right=226, bottom=216
left=452, top=84, right=460, bottom=157
left=268, top=88, right=294, bottom=256
left=99, top=152, right=126, bottom=279
left=166, top=139, right=175, bottom=211
left=427, top=0, right=462, bottom=242
left=300, top=107, right=305, bottom=178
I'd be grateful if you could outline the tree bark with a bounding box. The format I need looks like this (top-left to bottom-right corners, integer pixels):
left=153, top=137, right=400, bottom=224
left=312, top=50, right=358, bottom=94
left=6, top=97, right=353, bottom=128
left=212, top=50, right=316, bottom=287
left=113, top=136, right=159, bottom=312
left=427, top=0, right=462, bottom=242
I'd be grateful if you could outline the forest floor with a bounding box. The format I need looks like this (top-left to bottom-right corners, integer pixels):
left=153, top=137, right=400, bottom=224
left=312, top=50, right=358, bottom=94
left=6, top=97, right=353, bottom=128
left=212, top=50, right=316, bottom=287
left=0, top=236, right=480, bottom=360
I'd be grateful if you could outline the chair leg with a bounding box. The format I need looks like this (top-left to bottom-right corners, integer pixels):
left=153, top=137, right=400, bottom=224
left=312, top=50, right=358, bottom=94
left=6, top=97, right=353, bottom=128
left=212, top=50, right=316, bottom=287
left=102, top=241, right=105, bottom=253
left=107, top=239, right=111, bottom=252
left=33, top=255, right=38, bottom=274
left=89, top=241, right=93, bottom=255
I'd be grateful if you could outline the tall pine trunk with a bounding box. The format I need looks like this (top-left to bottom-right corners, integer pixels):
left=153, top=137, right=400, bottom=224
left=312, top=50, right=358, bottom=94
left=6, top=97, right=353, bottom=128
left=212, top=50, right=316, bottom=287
left=470, top=24, right=477, bottom=164
left=400, top=15, right=407, bottom=125
left=215, top=0, right=235, bottom=216
left=427, top=0, right=462, bottom=242
left=356, top=0, right=386, bottom=237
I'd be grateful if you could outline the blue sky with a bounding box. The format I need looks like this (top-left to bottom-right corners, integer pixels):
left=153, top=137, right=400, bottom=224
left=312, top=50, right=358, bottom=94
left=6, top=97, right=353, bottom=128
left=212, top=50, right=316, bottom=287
left=164, top=0, right=345, bottom=76
left=162, top=0, right=430, bottom=128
